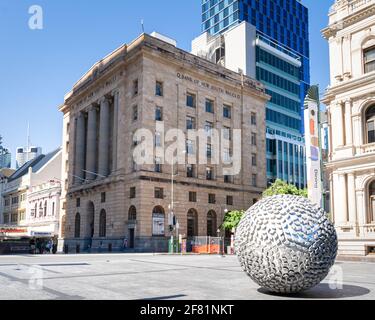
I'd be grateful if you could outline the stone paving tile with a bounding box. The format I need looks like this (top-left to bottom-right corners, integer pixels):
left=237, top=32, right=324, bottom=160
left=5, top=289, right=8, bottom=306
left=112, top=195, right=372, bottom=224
left=0, top=254, right=373, bottom=300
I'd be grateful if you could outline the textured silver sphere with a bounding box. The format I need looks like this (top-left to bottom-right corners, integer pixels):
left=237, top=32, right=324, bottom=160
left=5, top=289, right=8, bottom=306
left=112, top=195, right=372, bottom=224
left=235, top=195, right=337, bottom=294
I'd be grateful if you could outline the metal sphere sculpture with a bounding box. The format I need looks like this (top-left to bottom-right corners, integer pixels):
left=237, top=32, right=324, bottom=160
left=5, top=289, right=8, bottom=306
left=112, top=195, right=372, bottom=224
left=235, top=195, right=337, bottom=294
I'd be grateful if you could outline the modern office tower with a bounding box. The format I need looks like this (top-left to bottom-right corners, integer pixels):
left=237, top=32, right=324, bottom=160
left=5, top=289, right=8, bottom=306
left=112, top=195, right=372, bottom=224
left=0, top=136, right=11, bottom=169
left=16, top=146, right=42, bottom=169
left=194, top=0, right=310, bottom=188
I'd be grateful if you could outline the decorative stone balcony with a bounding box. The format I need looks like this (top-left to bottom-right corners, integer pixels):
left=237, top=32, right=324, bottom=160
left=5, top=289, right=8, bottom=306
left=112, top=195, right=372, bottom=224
left=360, top=143, right=375, bottom=154
left=349, top=0, right=375, bottom=13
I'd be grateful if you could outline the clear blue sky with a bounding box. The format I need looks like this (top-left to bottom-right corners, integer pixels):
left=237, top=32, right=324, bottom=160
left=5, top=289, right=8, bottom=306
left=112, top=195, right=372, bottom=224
left=0, top=0, right=333, bottom=168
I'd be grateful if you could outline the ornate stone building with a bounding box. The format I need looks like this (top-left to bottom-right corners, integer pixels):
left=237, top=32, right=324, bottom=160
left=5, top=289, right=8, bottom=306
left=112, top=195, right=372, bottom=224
left=322, top=0, right=375, bottom=256
left=59, top=33, right=269, bottom=252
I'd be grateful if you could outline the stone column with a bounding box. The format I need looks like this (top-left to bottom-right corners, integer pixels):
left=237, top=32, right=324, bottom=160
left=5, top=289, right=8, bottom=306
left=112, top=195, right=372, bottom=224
left=85, top=105, right=97, bottom=181
left=338, top=173, right=348, bottom=224
left=356, top=190, right=366, bottom=237
left=98, top=97, right=110, bottom=177
left=335, top=102, right=345, bottom=147
left=347, top=173, right=357, bottom=225
left=333, top=173, right=348, bottom=225
left=74, top=113, right=85, bottom=184
left=112, top=90, right=119, bottom=173
left=345, top=99, right=353, bottom=146
left=329, top=174, right=335, bottom=223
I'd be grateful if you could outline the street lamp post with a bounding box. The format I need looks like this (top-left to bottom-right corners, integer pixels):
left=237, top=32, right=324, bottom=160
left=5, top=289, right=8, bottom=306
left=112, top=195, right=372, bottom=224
left=170, top=150, right=186, bottom=254
left=217, top=207, right=228, bottom=257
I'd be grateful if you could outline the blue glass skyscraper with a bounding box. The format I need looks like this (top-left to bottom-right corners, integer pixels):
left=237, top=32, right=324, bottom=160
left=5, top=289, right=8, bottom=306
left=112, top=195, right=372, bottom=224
left=200, top=0, right=310, bottom=188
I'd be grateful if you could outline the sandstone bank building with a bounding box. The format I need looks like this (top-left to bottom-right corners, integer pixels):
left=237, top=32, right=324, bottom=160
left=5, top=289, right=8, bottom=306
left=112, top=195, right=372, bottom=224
left=59, top=33, right=268, bottom=252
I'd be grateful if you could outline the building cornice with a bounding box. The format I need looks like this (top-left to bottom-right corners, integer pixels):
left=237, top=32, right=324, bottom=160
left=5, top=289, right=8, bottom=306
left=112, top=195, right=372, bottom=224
left=61, top=33, right=267, bottom=111
left=322, top=3, right=375, bottom=39
left=322, top=71, right=375, bottom=104
left=325, top=152, right=375, bottom=169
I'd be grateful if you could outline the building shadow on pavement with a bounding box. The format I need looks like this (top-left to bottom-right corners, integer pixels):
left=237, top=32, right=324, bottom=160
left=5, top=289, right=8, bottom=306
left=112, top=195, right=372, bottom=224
left=258, top=283, right=371, bottom=299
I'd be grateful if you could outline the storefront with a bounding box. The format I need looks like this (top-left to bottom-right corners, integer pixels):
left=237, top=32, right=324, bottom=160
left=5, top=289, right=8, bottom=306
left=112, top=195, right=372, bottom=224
left=28, top=225, right=58, bottom=254
left=0, top=226, right=30, bottom=254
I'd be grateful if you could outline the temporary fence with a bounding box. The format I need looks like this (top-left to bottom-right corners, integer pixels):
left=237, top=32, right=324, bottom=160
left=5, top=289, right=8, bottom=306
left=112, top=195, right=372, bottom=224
left=188, top=236, right=222, bottom=254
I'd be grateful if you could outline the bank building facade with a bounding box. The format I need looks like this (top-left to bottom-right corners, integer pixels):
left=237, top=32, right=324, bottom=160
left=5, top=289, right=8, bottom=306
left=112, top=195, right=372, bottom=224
left=58, top=33, right=269, bottom=252
left=322, top=0, right=375, bottom=256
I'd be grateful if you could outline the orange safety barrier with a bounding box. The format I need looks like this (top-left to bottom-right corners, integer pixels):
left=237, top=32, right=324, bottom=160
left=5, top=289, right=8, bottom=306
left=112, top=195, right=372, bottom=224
left=192, top=244, right=220, bottom=254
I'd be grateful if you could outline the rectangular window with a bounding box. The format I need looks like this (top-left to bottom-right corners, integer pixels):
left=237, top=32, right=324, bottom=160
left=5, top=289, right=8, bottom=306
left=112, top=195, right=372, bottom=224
left=207, top=144, right=212, bottom=158
left=11, top=213, right=18, bottom=223
left=101, top=192, right=106, bottom=203
left=223, top=126, right=231, bottom=140
left=186, top=116, right=196, bottom=130
left=223, top=148, right=231, bottom=163
left=206, top=99, right=214, bottom=113
left=155, top=81, right=163, bottom=96
left=226, top=195, right=233, bottom=206
left=130, top=187, right=136, bottom=199
left=252, top=174, right=257, bottom=187
left=155, top=157, right=162, bottom=173
left=155, top=132, right=162, bottom=147
left=133, top=105, right=138, bottom=121
left=186, top=140, right=194, bottom=155
left=189, top=191, right=197, bottom=202
left=251, top=112, right=257, bottom=126
left=154, top=187, right=164, bottom=199
left=155, top=106, right=163, bottom=121
left=252, top=153, right=257, bottom=166
left=224, top=175, right=233, bottom=183
left=208, top=194, right=216, bottom=204
left=187, top=164, right=195, bottom=178
left=187, top=92, right=196, bottom=108
left=251, top=133, right=257, bottom=146
left=223, top=104, right=232, bottom=119
left=364, top=46, right=375, bottom=74
left=133, top=79, right=139, bottom=96
left=206, top=167, right=214, bottom=180
left=76, top=198, right=80, bottom=208
left=368, top=120, right=375, bottom=143
left=11, top=196, right=19, bottom=205
left=205, top=121, right=213, bottom=136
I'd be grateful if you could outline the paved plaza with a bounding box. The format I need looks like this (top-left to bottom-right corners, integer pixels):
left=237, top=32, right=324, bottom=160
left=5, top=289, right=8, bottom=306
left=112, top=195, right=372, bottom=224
left=0, top=253, right=373, bottom=300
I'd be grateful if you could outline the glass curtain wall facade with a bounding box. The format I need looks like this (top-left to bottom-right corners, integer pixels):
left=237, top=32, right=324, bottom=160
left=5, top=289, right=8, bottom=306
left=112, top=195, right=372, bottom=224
left=201, top=0, right=309, bottom=188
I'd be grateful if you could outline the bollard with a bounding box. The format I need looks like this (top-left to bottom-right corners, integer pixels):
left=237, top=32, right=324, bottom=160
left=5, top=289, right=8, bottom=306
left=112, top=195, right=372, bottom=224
left=76, top=244, right=80, bottom=253
left=64, top=244, right=69, bottom=254
left=108, top=243, right=112, bottom=252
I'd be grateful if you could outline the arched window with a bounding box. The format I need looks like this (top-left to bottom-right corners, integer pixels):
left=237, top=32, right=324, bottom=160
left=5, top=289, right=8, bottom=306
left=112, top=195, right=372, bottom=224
left=99, top=209, right=106, bottom=237
left=128, top=206, right=137, bottom=221
left=152, top=206, right=165, bottom=236
left=207, top=210, right=217, bottom=237
left=366, top=105, right=375, bottom=144
left=187, top=209, right=198, bottom=238
left=44, top=201, right=47, bottom=216
left=74, top=213, right=81, bottom=238
left=369, top=181, right=375, bottom=223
